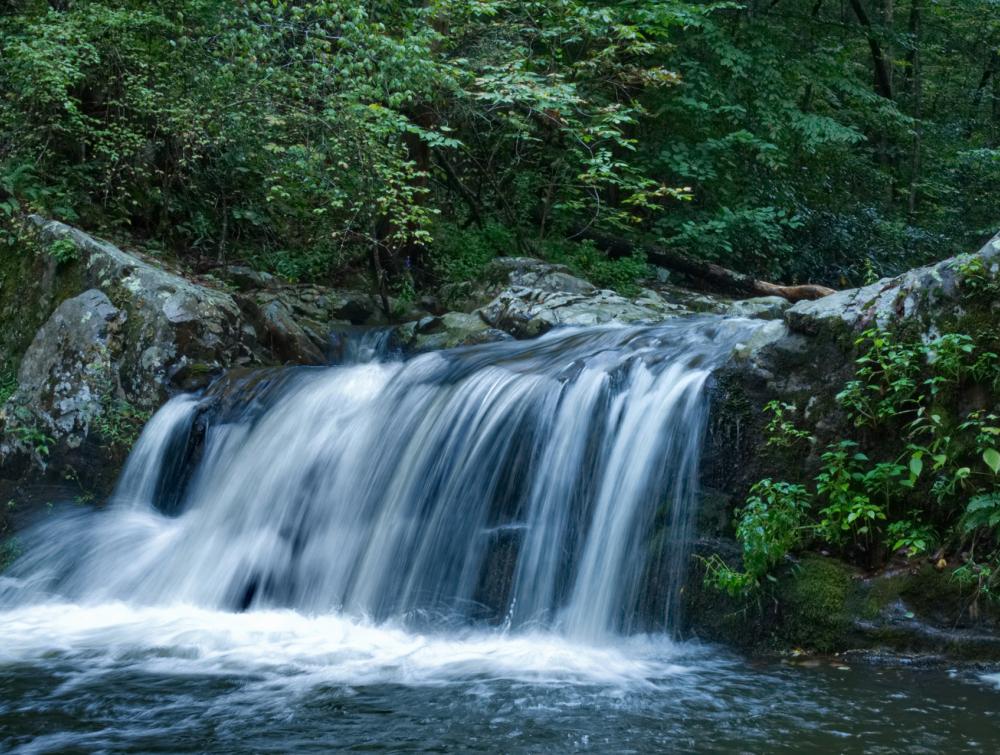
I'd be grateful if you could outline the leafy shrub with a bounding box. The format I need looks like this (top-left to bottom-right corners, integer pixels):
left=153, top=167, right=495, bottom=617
left=704, top=479, right=811, bottom=597
left=431, top=222, right=516, bottom=289
left=542, top=238, right=650, bottom=296
left=0, top=368, right=16, bottom=405
left=711, top=324, right=1000, bottom=599
left=46, top=237, right=78, bottom=264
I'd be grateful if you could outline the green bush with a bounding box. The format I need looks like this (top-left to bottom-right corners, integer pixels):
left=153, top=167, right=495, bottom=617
left=712, top=325, right=1000, bottom=600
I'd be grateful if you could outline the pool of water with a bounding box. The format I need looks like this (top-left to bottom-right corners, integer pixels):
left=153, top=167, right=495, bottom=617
left=1, top=603, right=998, bottom=753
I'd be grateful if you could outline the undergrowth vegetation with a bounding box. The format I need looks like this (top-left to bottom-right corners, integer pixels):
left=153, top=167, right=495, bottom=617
left=707, top=316, right=1000, bottom=604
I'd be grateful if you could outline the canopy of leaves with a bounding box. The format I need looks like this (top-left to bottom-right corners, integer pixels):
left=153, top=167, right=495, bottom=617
left=1, top=0, right=997, bottom=290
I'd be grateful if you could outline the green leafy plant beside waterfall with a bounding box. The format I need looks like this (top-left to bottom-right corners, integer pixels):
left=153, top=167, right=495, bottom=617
left=93, top=396, right=150, bottom=456
left=702, top=479, right=812, bottom=597
left=707, top=327, right=1000, bottom=600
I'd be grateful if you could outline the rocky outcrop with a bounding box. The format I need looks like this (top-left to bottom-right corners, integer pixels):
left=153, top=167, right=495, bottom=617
left=478, top=286, right=685, bottom=338
left=471, top=257, right=736, bottom=339
left=703, top=231, right=1000, bottom=496
left=688, top=231, right=1000, bottom=657
left=236, top=286, right=381, bottom=364
left=682, top=551, right=1000, bottom=660
left=1, top=219, right=245, bottom=498
left=393, top=312, right=512, bottom=353
left=0, top=218, right=387, bottom=503
left=15, top=217, right=249, bottom=399
left=786, top=231, right=1000, bottom=337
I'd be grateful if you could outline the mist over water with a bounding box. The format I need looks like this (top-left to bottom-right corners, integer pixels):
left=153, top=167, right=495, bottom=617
left=3, top=317, right=999, bottom=753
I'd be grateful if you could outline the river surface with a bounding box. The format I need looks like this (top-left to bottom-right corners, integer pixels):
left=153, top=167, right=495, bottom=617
left=1, top=604, right=999, bottom=753
left=2, top=319, right=998, bottom=752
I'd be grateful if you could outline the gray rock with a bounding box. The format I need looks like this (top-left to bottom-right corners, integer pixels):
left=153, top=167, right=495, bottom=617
left=398, top=312, right=512, bottom=352
left=478, top=285, right=690, bottom=339
left=1, top=290, right=120, bottom=462
left=222, top=265, right=278, bottom=291
left=787, top=231, right=1000, bottom=336
left=725, top=296, right=791, bottom=320
left=28, top=216, right=246, bottom=406
left=731, top=319, right=790, bottom=361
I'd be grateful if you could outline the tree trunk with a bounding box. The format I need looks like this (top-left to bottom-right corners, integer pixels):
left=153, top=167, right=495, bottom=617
left=906, top=0, right=922, bottom=216
left=849, top=0, right=894, bottom=101
left=578, top=230, right=837, bottom=303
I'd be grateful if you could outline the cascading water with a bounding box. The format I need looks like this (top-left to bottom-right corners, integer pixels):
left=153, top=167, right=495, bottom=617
left=5, top=316, right=1000, bottom=754
left=2, top=317, right=757, bottom=639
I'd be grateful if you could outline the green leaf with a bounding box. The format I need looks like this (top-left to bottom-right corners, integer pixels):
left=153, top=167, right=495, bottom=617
left=909, top=455, right=923, bottom=478
left=983, top=448, right=1000, bottom=475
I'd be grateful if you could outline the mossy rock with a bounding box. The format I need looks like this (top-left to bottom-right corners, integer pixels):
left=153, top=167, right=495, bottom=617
left=773, top=554, right=858, bottom=653
left=0, top=221, right=86, bottom=373
left=861, top=564, right=1000, bottom=629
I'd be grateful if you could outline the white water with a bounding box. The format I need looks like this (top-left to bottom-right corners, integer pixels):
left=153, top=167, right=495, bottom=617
left=5, top=319, right=1000, bottom=754
left=0, top=601, right=690, bottom=688
left=0, top=317, right=760, bottom=687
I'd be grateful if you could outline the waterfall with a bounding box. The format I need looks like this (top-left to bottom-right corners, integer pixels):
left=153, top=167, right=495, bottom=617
left=2, top=316, right=761, bottom=640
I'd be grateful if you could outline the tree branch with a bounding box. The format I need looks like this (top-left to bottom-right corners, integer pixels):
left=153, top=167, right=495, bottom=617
left=577, top=230, right=836, bottom=303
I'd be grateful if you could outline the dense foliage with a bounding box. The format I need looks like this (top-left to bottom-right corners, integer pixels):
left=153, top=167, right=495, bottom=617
left=708, top=269, right=1000, bottom=604
left=1, top=0, right=998, bottom=297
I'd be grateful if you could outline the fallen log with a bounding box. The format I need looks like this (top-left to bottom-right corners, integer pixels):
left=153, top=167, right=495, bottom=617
left=579, top=229, right=836, bottom=303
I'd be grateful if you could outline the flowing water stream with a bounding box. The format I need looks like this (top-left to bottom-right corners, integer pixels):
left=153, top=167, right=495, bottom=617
left=1, top=317, right=998, bottom=753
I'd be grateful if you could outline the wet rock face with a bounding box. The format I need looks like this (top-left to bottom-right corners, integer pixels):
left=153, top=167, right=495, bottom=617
left=393, top=312, right=513, bottom=353
left=234, top=285, right=382, bottom=365
left=4, top=290, right=120, bottom=456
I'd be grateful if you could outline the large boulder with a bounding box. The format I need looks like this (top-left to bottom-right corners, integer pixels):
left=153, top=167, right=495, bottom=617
left=472, top=258, right=707, bottom=338
left=17, top=217, right=249, bottom=406
left=0, top=218, right=389, bottom=505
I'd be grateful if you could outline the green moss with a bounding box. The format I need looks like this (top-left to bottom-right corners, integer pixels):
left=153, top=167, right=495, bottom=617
left=774, top=555, right=857, bottom=653
left=0, top=219, right=86, bottom=371
left=858, top=572, right=904, bottom=621
left=897, top=564, right=998, bottom=624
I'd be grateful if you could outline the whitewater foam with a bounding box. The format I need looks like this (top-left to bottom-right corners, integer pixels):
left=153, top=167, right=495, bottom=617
left=0, top=601, right=691, bottom=688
